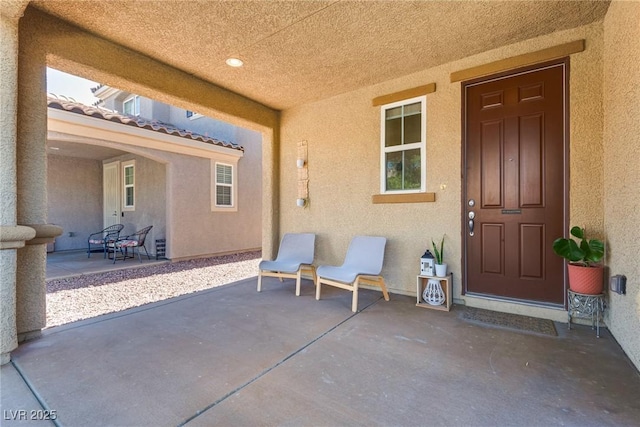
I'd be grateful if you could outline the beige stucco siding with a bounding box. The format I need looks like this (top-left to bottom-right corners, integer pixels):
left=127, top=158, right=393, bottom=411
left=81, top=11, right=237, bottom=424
left=167, top=147, right=261, bottom=260
left=47, top=155, right=102, bottom=251
left=280, top=22, right=605, bottom=317
left=603, top=0, right=640, bottom=370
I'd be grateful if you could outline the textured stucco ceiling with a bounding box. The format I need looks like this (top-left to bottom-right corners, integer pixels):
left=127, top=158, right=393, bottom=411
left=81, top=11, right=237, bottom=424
left=30, top=0, right=610, bottom=110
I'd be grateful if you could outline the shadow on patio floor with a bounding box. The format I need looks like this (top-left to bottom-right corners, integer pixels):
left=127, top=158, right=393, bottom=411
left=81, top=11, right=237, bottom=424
left=2, top=277, right=640, bottom=426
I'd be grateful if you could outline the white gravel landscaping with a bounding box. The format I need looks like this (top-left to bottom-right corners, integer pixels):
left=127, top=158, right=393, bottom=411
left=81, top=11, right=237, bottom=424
left=46, top=251, right=261, bottom=328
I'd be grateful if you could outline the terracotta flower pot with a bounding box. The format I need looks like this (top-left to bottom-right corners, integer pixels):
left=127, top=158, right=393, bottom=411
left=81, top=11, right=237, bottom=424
left=567, top=263, right=604, bottom=294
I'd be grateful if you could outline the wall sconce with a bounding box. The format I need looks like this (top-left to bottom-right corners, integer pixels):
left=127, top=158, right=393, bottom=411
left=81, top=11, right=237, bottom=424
left=296, top=198, right=306, bottom=207
left=297, top=158, right=305, bottom=169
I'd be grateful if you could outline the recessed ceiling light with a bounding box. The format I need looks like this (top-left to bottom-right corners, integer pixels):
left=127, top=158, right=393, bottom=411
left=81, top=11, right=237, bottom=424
left=225, top=57, right=244, bottom=68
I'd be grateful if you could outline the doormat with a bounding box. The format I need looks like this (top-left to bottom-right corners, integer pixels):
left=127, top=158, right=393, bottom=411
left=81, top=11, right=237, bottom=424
left=460, top=307, right=557, bottom=337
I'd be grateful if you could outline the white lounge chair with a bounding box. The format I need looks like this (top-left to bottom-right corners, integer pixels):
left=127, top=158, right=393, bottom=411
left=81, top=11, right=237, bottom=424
left=316, top=236, right=389, bottom=312
left=257, top=233, right=317, bottom=296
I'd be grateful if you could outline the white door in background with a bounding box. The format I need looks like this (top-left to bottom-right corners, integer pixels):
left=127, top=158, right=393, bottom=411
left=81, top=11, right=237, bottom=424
left=103, top=161, right=120, bottom=228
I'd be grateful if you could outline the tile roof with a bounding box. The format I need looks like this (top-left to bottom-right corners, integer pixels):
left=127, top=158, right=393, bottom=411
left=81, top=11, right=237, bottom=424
left=47, top=95, right=244, bottom=152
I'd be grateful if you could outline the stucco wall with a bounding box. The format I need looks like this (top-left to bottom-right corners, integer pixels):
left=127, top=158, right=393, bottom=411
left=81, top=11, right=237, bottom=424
left=280, top=22, right=604, bottom=316
left=47, top=155, right=102, bottom=251
left=603, top=0, right=640, bottom=370
left=236, top=127, right=263, bottom=249
left=104, top=154, right=166, bottom=256
left=167, top=143, right=261, bottom=259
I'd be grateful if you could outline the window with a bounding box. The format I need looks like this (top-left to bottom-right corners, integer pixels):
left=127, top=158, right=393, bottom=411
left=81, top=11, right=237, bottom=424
left=215, top=163, right=234, bottom=207
left=186, top=110, right=203, bottom=120
left=380, top=96, right=426, bottom=193
left=123, top=95, right=140, bottom=116
left=122, top=160, right=135, bottom=211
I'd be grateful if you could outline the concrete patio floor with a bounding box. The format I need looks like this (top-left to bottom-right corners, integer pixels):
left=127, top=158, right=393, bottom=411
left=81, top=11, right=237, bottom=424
left=46, top=250, right=167, bottom=280
left=2, top=276, right=640, bottom=427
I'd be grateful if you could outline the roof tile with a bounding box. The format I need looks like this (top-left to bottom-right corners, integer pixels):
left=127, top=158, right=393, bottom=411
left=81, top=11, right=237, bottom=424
left=47, top=96, right=244, bottom=152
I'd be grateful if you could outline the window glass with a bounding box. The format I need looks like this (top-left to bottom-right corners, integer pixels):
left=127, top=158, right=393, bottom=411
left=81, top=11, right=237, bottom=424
left=123, top=162, right=135, bottom=209
left=404, top=109, right=421, bottom=144
left=215, top=164, right=233, bottom=207
left=125, top=187, right=134, bottom=207
left=216, top=164, right=232, bottom=185
left=384, top=107, right=402, bottom=147
left=123, top=96, right=140, bottom=116
left=216, top=186, right=232, bottom=206
left=380, top=96, right=426, bottom=193
left=385, top=151, right=403, bottom=191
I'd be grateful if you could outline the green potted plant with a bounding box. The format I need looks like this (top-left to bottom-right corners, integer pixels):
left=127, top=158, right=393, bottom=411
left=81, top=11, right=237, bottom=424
left=431, top=235, right=447, bottom=277
left=552, top=226, right=605, bottom=294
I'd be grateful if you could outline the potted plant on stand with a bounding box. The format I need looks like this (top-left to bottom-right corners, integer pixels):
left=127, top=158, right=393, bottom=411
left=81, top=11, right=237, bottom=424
left=432, top=235, right=447, bottom=277
left=552, top=226, right=605, bottom=295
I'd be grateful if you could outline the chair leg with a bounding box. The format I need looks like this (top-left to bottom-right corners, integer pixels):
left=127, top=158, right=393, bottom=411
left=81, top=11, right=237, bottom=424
left=378, top=277, right=390, bottom=301
left=257, top=272, right=263, bottom=292
left=141, top=244, right=151, bottom=260
left=316, top=279, right=322, bottom=301
left=295, top=270, right=302, bottom=296
left=352, top=279, right=359, bottom=312
left=87, top=242, right=91, bottom=258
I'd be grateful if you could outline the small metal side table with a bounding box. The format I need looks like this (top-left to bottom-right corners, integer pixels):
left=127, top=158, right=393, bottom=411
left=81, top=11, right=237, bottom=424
left=567, top=290, right=605, bottom=338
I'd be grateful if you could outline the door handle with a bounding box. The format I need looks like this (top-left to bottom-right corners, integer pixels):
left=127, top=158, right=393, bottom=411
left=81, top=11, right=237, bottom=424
left=468, top=211, right=475, bottom=236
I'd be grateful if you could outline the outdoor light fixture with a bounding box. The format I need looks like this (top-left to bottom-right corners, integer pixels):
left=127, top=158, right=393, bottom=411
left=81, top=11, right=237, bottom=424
left=296, top=198, right=306, bottom=208
left=420, top=250, right=435, bottom=276
left=225, top=57, right=244, bottom=67
left=296, top=158, right=305, bottom=169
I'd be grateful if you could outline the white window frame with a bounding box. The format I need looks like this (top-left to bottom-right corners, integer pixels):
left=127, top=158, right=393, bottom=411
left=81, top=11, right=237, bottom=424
left=186, top=110, right=203, bottom=120
left=122, top=160, right=135, bottom=211
left=379, top=95, right=427, bottom=194
left=123, top=95, right=140, bottom=116
left=212, top=161, right=237, bottom=211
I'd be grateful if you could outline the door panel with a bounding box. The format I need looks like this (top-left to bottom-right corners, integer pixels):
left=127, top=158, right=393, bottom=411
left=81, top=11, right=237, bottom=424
left=481, top=120, right=504, bottom=207
left=103, top=161, right=120, bottom=228
left=463, top=61, right=567, bottom=305
left=481, top=224, right=504, bottom=274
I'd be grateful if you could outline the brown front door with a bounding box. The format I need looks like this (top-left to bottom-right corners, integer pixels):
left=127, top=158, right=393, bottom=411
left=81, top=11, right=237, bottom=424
left=463, top=60, right=567, bottom=305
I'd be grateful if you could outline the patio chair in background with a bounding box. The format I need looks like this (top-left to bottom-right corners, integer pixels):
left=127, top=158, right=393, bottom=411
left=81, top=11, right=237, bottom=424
left=87, top=224, right=124, bottom=258
left=110, top=225, right=153, bottom=263
left=257, top=233, right=316, bottom=296
left=316, top=235, right=389, bottom=312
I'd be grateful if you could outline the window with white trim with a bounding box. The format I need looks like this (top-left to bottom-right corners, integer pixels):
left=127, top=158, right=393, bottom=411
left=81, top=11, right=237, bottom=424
left=123, top=95, right=140, bottom=116
left=186, top=110, right=203, bottom=120
left=122, top=160, right=135, bottom=211
left=380, top=96, right=426, bottom=193
left=215, top=163, right=234, bottom=208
